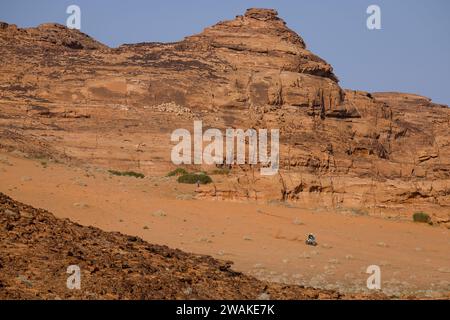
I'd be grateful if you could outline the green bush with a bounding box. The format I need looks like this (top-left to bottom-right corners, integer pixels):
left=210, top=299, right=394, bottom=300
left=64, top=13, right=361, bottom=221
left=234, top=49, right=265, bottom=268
left=413, top=211, right=431, bottom=223
left=167, top=168, right=188, bottom=177
left=108, top=170, right=145, bottom=179
left=177, top=173, right=212, bottom=185
left=210, top=168, right=230, bottom=175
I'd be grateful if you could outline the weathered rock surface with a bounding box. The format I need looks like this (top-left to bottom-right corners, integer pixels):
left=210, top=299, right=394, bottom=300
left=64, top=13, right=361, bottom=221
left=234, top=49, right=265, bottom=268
left=0, top=8, right=342, bottom=110
left=0, top=21, right=106, bottom=50
left=0, top=8, right=449, bottom=223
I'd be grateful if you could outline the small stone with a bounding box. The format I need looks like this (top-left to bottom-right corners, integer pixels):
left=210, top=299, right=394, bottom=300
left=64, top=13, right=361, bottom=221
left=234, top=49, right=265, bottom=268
left=328, top=258, right=340, bottom=264
left=73, top=202, right=89, bottom=209
left=437, top=267, right=450, bottom=273
left=17, top=275, right=33, bottom=288
left=377, top=242, right=389, bottom=248
left=152, top=209, right=167, bottom=217
left=19, top=211, right=33, bottom=218
left=183, top=287, right=193, bottom=295
left=257, top=292, right=270, bottom=300
left=243, top=235, right=252, bottom=241
left=4, top=209, right=18, bottom=217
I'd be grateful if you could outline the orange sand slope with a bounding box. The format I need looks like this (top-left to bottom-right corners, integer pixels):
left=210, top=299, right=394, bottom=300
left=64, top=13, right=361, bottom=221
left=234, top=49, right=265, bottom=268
left=1, top=152, right=449, bottom=298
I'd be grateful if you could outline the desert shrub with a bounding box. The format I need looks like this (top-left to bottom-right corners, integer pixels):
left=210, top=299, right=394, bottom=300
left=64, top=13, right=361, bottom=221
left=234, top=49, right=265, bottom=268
left=108, top=170, right=145, bottom=179
left=210, top=168, right=230, bottom=175
left=413, top=212, right=431, bottom=223
left=350, top=208, right=369, bottom=216
left=121, top=171, right=145, bottom=178
left=167, top=168, right=188, bottom=177
left=177, top=173, right=212, bottom=185
left=108, top=170, right=122, bottom=176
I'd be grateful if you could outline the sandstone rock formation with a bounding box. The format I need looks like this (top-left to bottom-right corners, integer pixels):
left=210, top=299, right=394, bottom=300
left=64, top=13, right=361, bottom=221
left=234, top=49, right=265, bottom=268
left=0, top=8, right=342, bottom=110
left=0, top=8, right=449, bottom=224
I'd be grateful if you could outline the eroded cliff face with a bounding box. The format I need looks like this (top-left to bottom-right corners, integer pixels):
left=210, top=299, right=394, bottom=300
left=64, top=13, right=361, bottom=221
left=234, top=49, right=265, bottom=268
left=0, top=8, right=342, bottom=110
left=181, top=8, right=342, bottom=109
left=0, top=8, right=449, bottom=224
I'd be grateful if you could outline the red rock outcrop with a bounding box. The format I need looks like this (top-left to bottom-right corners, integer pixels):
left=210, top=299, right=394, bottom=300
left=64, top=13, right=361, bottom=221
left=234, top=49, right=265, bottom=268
left=0, top=8, right=342, bottom=110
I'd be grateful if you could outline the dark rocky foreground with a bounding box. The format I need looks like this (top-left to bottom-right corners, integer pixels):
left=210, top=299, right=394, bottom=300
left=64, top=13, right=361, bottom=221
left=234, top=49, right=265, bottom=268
left=0, top=192, right=387, bottom=300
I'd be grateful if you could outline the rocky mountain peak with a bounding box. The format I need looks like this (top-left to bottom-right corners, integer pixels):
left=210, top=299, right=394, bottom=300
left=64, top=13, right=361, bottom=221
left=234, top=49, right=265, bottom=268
left=244, top=8, right=280, bottom=21
left=191, top=7, right=306, bottom=51
left=0, top=21, right=106, bottom=50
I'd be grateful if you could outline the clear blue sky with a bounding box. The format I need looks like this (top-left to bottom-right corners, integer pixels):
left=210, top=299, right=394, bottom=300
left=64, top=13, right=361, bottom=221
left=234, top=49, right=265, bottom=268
left=1, top=0, right=449, bottom=104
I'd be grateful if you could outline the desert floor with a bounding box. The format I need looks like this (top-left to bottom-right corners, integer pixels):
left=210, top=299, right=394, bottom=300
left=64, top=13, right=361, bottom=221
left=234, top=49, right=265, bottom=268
left=0, top=151, right=449, bottom=298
